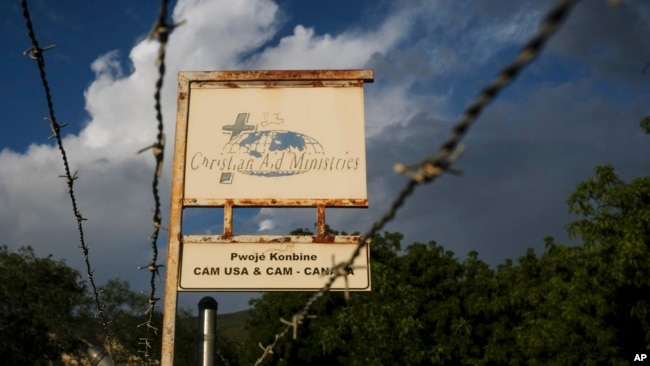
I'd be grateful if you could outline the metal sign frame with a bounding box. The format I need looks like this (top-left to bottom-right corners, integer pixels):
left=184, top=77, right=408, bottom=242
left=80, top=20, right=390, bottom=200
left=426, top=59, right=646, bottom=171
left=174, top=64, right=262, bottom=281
left=161, top=70, right=373, bottom=365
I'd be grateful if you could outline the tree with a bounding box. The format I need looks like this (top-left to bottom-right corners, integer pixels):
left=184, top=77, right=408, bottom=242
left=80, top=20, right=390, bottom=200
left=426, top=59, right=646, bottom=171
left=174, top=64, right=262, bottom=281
left=562, top=163, right=650, bottom=359
left=0, top=247, right=243, bottom=365
left=73, top=278, right=163, bottom=365
left=238, top=230, right=399, bottom=365
left=240, top=231, right=491, bottom=365
left=241, top=124, right=649, bottom=364
left=75, top=279, right=213, bottom=366
left=640, top=115, right=650, bottom=134
left=479, top=162, right=650, bottom=365
left=0, top=246, right=86, bottom=365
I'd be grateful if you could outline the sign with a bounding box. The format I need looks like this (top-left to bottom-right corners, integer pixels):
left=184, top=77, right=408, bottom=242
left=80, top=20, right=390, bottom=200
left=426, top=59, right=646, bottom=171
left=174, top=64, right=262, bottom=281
left=179, top=236, right=370, bottom=291
left=179, top=70, right=371, bottom=206
left=162, top=70, right=373, bottom=365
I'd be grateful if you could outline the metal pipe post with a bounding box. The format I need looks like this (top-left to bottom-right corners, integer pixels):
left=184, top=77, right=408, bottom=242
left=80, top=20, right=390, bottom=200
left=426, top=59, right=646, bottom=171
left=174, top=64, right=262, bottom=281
left=87, top=345, right=114, bottom=366
left=197, top=296, right=218, bottom=366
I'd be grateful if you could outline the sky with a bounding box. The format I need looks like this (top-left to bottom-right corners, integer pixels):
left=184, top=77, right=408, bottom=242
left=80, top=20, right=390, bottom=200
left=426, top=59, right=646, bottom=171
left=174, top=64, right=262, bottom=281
left=1, top=0, right=649, bottom=318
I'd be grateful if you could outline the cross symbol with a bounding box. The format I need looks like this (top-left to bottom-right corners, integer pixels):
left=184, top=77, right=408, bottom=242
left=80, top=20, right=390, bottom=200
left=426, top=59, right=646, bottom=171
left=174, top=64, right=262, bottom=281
left=222, top=113, right=255, bottom=140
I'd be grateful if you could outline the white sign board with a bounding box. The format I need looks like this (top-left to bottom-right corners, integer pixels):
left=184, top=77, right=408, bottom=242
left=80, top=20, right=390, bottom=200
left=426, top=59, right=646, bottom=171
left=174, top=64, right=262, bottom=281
left=184, top=80, right=367, bottom=203
left=179, top=236, right=370, bottom=291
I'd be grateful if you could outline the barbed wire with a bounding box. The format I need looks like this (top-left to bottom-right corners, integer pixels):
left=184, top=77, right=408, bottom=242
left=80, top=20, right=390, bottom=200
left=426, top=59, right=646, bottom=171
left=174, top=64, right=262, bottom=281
left=134, top=0, right=181, bottom=364
left=19, top=0, right=116, bottom=359
left=253, top=0, right=581, bottom=364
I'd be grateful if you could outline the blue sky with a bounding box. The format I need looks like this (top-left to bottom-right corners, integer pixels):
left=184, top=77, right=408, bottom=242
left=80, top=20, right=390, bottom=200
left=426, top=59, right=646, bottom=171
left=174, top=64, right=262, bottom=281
left=1, top=0, right=649, bottom=317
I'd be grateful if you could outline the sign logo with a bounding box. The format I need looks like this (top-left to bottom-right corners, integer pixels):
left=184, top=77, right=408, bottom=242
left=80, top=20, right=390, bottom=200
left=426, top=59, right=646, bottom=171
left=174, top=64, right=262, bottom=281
left=191, top=112, right=361, bottom=184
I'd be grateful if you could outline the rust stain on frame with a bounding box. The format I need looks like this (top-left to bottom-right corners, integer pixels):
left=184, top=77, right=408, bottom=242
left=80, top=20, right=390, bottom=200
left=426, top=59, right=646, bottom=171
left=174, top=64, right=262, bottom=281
left=185, top=69, right=374, bottom=83
left=182, top=197, right=368, bottom=207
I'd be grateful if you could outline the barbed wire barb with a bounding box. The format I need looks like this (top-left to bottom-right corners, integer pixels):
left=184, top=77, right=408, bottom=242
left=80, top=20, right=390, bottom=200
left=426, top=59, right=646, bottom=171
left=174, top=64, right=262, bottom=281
left=23, top=43, right=55, bottom=59
left=215, top=349, right=231, bottom=366
left=395, top=144, right=466, bottom=182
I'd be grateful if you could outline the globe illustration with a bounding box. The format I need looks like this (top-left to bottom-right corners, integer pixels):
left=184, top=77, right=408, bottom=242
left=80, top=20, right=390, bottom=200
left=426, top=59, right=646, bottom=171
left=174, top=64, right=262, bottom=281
left=223, top=130, right=324, bottom=176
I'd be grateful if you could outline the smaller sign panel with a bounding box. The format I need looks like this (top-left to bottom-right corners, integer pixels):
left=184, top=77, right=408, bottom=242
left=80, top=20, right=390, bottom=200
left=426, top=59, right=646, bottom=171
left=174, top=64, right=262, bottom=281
left=179, top=236, right=370, bottom=291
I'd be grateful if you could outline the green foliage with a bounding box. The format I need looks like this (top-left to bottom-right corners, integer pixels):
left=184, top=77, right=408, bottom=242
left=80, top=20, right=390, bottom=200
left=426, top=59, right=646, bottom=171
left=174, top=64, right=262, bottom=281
left=641, top=115, right=650, bottom=134
left=0, top=246, right=242, bottom=365
left=76, top=280, right=241, bottom=366
left=241, top=232, right=495, bottom=365
left=564, top=164, right=650, bottom=359
left=74, top=279, right=166, bottom=364
left=0, top=246, right=85, bottom=366
left=243, top=162, right=650, bottom=364
left=290, top=225, right=357, bottom=236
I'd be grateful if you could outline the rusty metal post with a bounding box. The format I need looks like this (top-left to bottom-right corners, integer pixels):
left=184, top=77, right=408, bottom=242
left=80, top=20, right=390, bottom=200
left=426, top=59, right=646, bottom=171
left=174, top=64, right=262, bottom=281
left=161, top=229, right=181, bottom=366
left=161, top=204, right=182, bottom=366
left=317, top=203, right=326, bottom=237
left=224, top=200, right=233, bottom=237
left=197, top=297, right=218, bottom=366
left=161, top=73, right=192, bottom=366
left=87, top=345, right=114, bottom=366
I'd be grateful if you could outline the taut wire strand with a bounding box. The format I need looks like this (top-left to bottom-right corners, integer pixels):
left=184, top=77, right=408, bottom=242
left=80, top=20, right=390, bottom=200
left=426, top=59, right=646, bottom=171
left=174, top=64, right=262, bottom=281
left=20, top=0, right=116, bottom=360
left=135, top=0, right=178, bottom=364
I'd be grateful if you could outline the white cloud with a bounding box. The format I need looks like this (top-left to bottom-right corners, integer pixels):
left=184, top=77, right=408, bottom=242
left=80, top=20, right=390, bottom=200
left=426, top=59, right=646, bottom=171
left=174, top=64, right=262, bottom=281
left=169, top=0, right=280, bottom=70
left=257, top=218, right=275, bottom=232
left=246, top=8, right=411, bottom=70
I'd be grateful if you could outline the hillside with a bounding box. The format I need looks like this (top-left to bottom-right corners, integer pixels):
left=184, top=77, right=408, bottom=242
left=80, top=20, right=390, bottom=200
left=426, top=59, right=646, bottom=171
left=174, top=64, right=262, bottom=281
left=217, top=309, right=250, bottom=344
